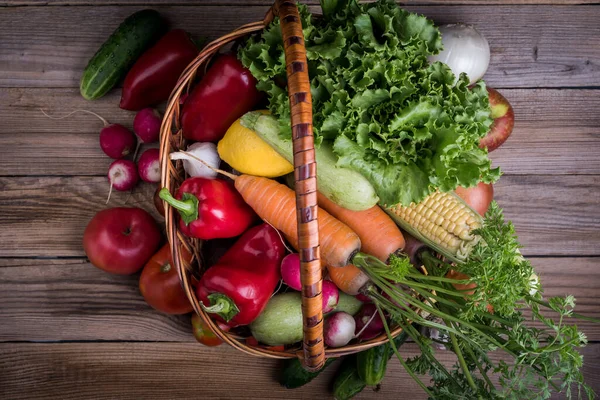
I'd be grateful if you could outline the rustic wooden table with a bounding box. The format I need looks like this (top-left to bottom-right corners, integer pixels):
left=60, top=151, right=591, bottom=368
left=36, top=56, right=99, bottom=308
left=1, top=0, right=599, bottom=399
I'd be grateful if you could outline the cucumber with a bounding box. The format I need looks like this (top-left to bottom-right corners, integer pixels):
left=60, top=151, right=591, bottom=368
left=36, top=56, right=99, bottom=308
left=241, top=111, right=379, bottom=211
left=333, top=356, right=367, bottom=400
left=356, top=343, right=390, bottom=385
left=249, top=293, right=303, bottom=346
left=280, top=358, right=336, bottom=389
left=80, top=9, right=166, bottom=100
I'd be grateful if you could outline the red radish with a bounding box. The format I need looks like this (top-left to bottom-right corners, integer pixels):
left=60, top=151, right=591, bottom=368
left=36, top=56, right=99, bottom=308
left=322, top=280, right=339, bottom=313
left=137, top=148, right=161, bottom=183
left=133, top=108, right=162, bottom=143
left=325, top=312, right=355, bottom=348
left=107, top=159, right=139, bottom=204
left=354, top=304, right=384, bottom=340
left=402, top=230, right=427, bottom=267
left=100, top=124, right=137, bottom=159
left=40, top=109, right=136, bottom=159
left=355, top=293, right=371, bottom=303
left=280, top=253, right=301, bottom=290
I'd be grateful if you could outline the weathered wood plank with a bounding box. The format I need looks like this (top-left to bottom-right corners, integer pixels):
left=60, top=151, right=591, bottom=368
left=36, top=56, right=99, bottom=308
left=0, top=258, right=192, bottom=342
left=0, top=342, right=598, bottom=399
left=0, top=6, right=598, bottom=88
left=1, top=88, right=599, bottom=176
left=3, top=0, right=600, bottom=5
left=1, top=256, right=598, bottom=342
left=0, top=175, right=597, bottom=257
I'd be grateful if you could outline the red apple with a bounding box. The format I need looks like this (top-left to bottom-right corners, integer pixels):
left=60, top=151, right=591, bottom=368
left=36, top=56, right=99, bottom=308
left=479, top=87, right=514, bottom=152
left=83, top=207, right=161, bottom=275
left=455, top=182, right=494, bottom=216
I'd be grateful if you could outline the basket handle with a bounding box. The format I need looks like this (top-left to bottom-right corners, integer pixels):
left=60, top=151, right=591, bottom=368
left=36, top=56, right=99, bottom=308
left=272, top=0, right=325, bottom=372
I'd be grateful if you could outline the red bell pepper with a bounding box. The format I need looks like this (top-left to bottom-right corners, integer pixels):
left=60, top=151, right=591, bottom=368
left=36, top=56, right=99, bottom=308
left=181, top=53, right=261, bottom=142
left=196, top=224, right=285, bottom=327
left=159, top=177, right=256, bottom=240
left=120, top=29, right=199, bottom=111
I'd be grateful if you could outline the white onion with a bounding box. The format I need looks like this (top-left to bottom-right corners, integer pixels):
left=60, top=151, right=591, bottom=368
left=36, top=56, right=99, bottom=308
left=169, top=142, right=220, bottom=179
left=428, top=24, right=490, bottom=85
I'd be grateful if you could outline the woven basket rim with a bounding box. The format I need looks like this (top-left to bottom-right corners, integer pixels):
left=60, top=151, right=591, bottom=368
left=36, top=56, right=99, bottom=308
left=159, top=1, right=409, bottom=368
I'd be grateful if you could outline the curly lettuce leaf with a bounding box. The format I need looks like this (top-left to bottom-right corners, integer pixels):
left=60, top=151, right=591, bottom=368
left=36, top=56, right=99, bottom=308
left=238, top=0, right=500, bottom=206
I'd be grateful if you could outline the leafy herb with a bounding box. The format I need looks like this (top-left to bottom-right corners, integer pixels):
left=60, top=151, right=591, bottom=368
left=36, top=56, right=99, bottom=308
left=238, top=0, right=500, bottom=206
left=356, top=202, right=596, bottom=399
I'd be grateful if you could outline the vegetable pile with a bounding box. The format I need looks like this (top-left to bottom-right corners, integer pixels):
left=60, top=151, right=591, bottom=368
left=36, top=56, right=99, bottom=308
left=72, top=3, right=597, bottom=400
left=239, top=0, right=499, bottom=206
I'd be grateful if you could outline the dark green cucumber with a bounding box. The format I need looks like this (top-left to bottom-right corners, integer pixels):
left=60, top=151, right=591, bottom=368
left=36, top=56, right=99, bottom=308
left=356, top=343, right=391, bottom=385
left=280, top=358, right=336, bottom=389
left=80, top=9, right=166, bottom=100
left=333, top=356, right=367, bottom=400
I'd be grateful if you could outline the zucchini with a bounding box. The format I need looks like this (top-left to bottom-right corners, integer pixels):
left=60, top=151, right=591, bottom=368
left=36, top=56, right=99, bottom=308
left=241, top=111, right=379, bottom=211
left=334, top=292, right=363, bottom=316
left=280, top=358, right=336, bottom=389
left=80, top=9, right=166, bottom=100
left=356, top=343, right=390, bottom=385
left=249, top=293, right=303, bottom=346
left=333, top=356, right=367, bottom=400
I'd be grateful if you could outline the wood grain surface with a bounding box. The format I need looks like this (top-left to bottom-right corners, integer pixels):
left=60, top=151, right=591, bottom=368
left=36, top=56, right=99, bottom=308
left=1, top=175, right=598, bottom=257
left=0, top=1, right=598, bottom=399
left=0, top=342, right=598, bottom=400
left=2, top=257, right=598, bottom=342
left=2, top=88, right=599, bottom=176
left=1, top=5, right=599, bottom=88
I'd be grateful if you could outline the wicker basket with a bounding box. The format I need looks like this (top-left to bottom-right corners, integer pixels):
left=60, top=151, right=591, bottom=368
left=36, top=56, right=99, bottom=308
left=159, top=0, right=404, bottom=371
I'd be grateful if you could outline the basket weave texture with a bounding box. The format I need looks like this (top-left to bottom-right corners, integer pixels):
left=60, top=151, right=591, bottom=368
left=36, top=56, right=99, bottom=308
left=159, top=0, right=403, bottom=371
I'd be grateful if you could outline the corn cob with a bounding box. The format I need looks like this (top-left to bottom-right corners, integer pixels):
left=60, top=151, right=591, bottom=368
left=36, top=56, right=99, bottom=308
left=385, top=191, right=483, bottom=263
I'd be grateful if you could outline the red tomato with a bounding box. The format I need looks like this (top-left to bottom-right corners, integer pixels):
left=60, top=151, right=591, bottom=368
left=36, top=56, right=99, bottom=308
left=139, top=243, right=193, bottom=315
left=454, top=182, right=494, bottom=216
left=191, top=313, right=229, bottom=347
left=83, top=207, right=161, bottom=275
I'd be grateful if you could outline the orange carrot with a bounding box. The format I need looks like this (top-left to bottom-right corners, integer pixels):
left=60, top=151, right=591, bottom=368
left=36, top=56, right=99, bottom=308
left=317, top=192, right=405, bottom=262
left=327, top=263, right=370, bottom=296
left=234, top=175, right=361, bottom=268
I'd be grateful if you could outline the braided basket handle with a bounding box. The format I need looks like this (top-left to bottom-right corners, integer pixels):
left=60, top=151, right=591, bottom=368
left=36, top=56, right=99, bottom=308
left=271, top=0, right=325, bottom=371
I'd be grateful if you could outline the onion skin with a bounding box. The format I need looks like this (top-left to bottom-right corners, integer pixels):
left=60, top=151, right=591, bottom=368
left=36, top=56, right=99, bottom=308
left=428, top=23, right=490, bottom=85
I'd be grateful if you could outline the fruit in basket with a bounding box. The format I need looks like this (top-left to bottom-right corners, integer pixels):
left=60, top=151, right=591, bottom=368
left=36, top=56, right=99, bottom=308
left=191, top=313, right=230, bottom=347
left=454, top=181, right=494, bottom=216
left=80, top=9, right=167, bottom=100
left=197, top=224, right=285, bottom=327
left=479, top=87, right=514, bottom=152
left=181, top=54, right=261, bottom=142
left=249, top=292, right=303, bottom=346
left=158, top=177, right=256, bottom=240
left=120, top=29, right=199, bottom=111
left=139, top=243, right=193, bottom=315
left=83, top=207, right=161, bottom=275
left=218, top=115, right=293, bottom=177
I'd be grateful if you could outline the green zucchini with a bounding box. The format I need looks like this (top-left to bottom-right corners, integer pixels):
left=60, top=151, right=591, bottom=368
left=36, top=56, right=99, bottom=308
left=80, top=9, right=166, bottom=100
left=249, top=293, right=303, bottom=346
left=241, top=111, right=379, bottom=211
left=333, top=356, right=367, bottom=400
left=356, top=343, right=391, bottom=385
left=334, top=292, right=363, bottom=316
left=280, top=358, right=336, bottom=389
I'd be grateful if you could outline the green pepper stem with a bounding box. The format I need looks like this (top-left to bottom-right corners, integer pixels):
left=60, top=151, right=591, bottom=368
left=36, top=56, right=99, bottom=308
left=201, top=293, right=240, bottom=323
left=159, top=188, right=199, bottom=225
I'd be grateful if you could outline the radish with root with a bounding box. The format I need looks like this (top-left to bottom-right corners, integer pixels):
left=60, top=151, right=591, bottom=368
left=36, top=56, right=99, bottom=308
left=41, top=109, right=136, bottom=159
left=322, top=280, right=339, bottom=313
left=107, top=159, right=139, bottom=204
left=354, top=303, right=384, bottom=340
left=137, top=148, right=160, bottom=183
left=325, top=312, right=355, bottom=347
